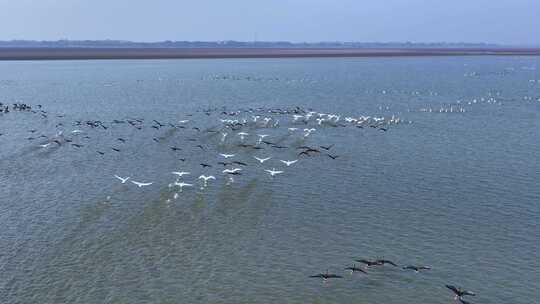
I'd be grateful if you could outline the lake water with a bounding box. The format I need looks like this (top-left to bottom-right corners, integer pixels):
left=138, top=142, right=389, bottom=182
left=0, top=57, right=539, bottom=304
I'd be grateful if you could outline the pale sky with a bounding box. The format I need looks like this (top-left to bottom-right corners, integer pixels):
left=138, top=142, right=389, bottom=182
left=0, top=0, right=539, bottom=45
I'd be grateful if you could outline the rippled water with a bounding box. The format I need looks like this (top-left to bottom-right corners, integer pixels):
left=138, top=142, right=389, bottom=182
left=1, top=57, right=539, bottom=304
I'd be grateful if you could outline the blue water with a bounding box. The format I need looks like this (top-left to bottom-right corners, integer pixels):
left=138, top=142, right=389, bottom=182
left=0, top=57, right=539, bottom=303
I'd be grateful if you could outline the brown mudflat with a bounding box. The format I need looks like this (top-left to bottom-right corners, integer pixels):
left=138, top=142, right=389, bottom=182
left=1, top=47, right=539, bottom=60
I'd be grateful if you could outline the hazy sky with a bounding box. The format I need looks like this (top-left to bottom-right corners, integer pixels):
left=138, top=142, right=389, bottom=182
left=0, top=0, right=539, bottom=44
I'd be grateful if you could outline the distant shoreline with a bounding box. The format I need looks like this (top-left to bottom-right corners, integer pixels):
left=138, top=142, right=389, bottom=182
left=1, top=47, right=539, bottom=60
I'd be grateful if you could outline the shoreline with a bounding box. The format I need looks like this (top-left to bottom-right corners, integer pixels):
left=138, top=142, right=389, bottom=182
left=0, top=47, right=540, bottom=61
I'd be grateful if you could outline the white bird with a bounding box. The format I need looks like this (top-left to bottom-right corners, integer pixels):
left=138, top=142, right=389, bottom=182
left=221, top=132, right=228, bottom=142
left=254, top=156, right=272, bottom=163
left=223, top=168, right=242, bottom=174
left=264, top=168, right=284, bottom=177
left=237, top=132, right=249, bottom=141
left=257, top=134, right=269, bottom=144
left=178, top=120, right=190, bottom=124
left=292, top=115, right=304, bottom=122
left=71, top=130, right=83, bottom=134
left=131, top=180, right=153, bottom=187
left=172, top=171, right=190, bottom=177
left=280, top=160, right=298, bottom=166
left=39, top=143, right=52, bottom=148
left=288, top=128, right=298, bottom=132
left=174, top=182, right=193, bottom=192
left=220, top=153, right=235, bottom=158
left=198, top=175, right=216, bottom=188
left=114, top=175, right=130, bottom=183
left=198, top=175, right=216, bottom=182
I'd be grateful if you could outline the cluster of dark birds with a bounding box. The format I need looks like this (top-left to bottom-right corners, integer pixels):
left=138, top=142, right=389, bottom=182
left=311, top=258, right=477, bottom=303
left=0, top=102, right=37, bottom=113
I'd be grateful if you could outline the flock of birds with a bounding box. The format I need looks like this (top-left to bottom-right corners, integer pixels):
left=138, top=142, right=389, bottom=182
left=1, top=103, right=409, bottom=198
left=2, top=101, right=485, bottom=303
left=310, top=258, right=477, bottom=303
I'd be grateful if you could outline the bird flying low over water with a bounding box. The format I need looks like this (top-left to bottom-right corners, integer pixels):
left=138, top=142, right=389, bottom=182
left=264, top=168, right=283, bottom=177
left=446, top=285, right=476, bottom=300
left=375, top=259, right=398, bottom=266
left=403, top=265, right=431, bottom=273
left=219, top=153, right=235, bottom=158
left=172, top=171, right=190, bottom=177
left=254, top=156, right=271, bottom=163
left=131, top=181, right=153, bottom=187
left=280, top=160, right=298, bottom=166
left=223, top=168, right=242, bottom=174
left=310, top=270, right=343, bottom=281
left=114, top=175, right=130, bottom=183
left=345, top=264, right=368, bottom=274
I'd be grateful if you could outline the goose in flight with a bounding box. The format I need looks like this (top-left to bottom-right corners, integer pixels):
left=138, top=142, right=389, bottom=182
left=264, top=168, right=283, bottom=177
left=446, top=285, right=476, bottom=300
left=131, top=180, right=153, bottom=187
left=114, top=175, right=130, bottom=184
left=254, top=156, right=272, bottom=163
left=280, top=160, right=298, bottom=166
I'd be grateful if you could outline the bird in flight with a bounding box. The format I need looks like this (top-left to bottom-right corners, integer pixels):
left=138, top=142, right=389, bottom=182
left=264, top=168, right=283, bottom=177
left=280, top=160, right=298, bottom=166
left=172, top=171, right=190, bottom=177
left=219, top=153, right=235, bottom=158
left=345, top=264, right=368, bottom=274
left=114, top=175, right=130, bottom=184
left=445, top=285, right=476, bottom=300
left=310, top=270, right=343, bottom=281
left=254, top=156, right=271, bottom=163
left=131, top=180, right=153, bottom=187
left=402, top=265, right=431, bottom=273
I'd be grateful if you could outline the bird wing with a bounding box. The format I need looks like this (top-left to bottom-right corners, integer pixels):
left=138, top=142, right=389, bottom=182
left=356, top=259, right=371, bottom=265
left=446, top=285, right=459, bottom=294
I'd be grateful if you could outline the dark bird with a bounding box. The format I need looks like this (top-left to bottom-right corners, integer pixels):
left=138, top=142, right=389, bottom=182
left=151, top=125, right=160, bottom=130
left=117, top=138, right=126, bottom=143
left=112, top=148, right=121, bottom=152
left=446, top=285, right=476, bottom=300
left=232, top=161, right=248, bottom=166
left=345, top=264, right=368, bottom=274
left=71, top=144, right=83, bottom=148
left=304, top=148, right=321, bottom=153
left=310, top=270, right=343, bottom=281
left=327, top=154, right=339, bottom=160
left=196, top=144, right=205, bottom=151
left=379, top=128, right=388, bottom=132
left=170, top=146, right=182, bottom=151
left=153, top=138, right=160, bottom=143
left=402, top=265, right=431, bottom=273
left=355, top=259, right=380, bottom=267
left=193, top=127, right=201, bottom=132
left=375, top=259, right=398, bottom=267
left=217, top=161, right=231, bottom=166
left=320, top=144, right=334, bottom=150
left=179, top=158, right=186, bottom=162
left=97, top=151, right=105, bottom=155
left=200, top=163, right=212, bottom=168
left=298, top=151, right=311, bottom=157
left=153, top=120, right=165, bottom=127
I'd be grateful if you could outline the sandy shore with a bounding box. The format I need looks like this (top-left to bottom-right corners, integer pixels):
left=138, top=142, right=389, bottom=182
left=0, top=47, right=539, bottom=60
